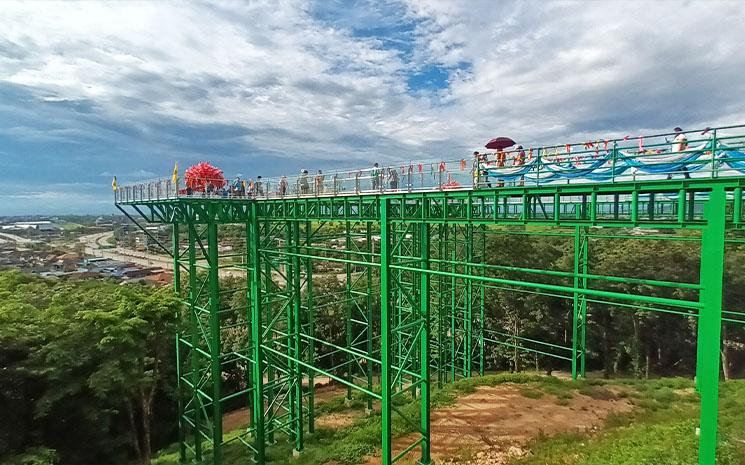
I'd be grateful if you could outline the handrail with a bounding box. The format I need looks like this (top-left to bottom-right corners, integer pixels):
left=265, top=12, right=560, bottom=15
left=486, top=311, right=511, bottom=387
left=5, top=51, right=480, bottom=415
left=113, top=124, right=745, bottom=203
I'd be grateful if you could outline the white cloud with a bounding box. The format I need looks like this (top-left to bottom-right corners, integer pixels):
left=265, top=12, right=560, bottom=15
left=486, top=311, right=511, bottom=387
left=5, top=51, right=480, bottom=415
left=404, top=0, right=745, bottom=144
left=0, top=0, right=427, bottom=160
left=1, top=0, right=745, bottom=179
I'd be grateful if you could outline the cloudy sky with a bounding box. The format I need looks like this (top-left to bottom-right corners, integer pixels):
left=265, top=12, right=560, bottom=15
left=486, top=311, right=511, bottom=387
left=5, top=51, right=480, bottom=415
left=1, top=0, right=744, bottom=215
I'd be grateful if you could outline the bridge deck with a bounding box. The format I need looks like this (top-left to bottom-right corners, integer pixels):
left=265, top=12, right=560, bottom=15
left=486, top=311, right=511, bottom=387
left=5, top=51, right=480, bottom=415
left=113, top=124, right=745, bottom=465
left=116, top=176, right=745, bottom=230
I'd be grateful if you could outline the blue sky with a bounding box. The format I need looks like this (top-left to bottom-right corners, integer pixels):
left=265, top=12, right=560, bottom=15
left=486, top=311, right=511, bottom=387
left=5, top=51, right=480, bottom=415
left=1, top=0, right=745, bottom=215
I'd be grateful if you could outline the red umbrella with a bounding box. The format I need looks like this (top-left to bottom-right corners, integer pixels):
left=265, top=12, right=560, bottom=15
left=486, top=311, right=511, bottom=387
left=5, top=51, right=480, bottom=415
left=485, top=137, right=516, bottom=150
left=184, top=162, right=227, bottom=192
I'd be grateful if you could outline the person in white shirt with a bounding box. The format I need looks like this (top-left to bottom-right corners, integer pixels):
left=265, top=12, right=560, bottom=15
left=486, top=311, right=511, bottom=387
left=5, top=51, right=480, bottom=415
left=667, top=127, right=690, bottom=179
left=671, top=129, right=688, bottom=152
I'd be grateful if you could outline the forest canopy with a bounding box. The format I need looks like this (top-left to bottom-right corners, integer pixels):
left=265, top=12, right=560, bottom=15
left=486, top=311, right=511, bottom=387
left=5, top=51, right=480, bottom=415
left=1, top=231, right=744, bottom=465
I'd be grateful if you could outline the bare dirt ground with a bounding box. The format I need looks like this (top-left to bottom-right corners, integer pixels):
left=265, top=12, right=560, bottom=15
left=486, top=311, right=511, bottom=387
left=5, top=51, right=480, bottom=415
left=315, top=410, right=365, bottom=429
left=222, top=377, right=345, bottom=432
left=374, top=383, right=633, bottom=465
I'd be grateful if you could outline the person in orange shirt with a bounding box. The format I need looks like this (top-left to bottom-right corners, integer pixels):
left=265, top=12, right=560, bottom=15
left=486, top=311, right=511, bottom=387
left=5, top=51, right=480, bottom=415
left=496, top=149, right=506, bottom=167
left=514, top=145, right=526, bottom=186
left=496, top=149, right=506, bottom=187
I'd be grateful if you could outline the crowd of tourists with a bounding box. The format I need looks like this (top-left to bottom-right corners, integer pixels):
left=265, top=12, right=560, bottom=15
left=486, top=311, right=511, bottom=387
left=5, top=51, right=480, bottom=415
left=219, top=163, right=402, bottom=198
left=192, top=127, right=695, bottom=199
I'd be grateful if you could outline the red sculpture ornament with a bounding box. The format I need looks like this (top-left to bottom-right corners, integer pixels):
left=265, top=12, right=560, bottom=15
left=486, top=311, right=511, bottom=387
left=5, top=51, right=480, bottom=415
left=184, top=162, right=227, bottom=192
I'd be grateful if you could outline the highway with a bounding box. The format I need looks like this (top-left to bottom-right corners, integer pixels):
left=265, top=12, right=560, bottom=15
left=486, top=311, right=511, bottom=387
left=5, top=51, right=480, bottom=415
left=0, top=232, right=40, bottom=245
left=78, top=231, right=247, bottom=279
left=77, top=231, right=361, bottom=284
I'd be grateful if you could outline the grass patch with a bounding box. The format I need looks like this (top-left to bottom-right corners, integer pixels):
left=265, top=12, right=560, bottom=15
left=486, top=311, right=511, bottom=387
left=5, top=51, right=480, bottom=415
left=577, top=385, right=617, bottom=401
left=515, top=419, right=741, bottom=465
left=513, top=379, right=745, bottom=465
left=651, top=387, right=679, bottom=405
left=56, top=221, right=84, bottom=231
left=152, top=376, right=745, bottom=465
left=314, top=394, right=365, bottom=416
left=520, top=388, right=544, bottom=399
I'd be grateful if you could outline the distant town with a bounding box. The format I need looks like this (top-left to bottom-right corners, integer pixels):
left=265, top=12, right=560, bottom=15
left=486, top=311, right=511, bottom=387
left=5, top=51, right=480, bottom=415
left=0, top=215, right=174, bottom=285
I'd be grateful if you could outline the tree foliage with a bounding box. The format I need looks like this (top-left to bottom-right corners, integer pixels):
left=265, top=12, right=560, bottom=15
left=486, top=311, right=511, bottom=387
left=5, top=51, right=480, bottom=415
left=0, top=271, right=178, bottom=465
left=2, top=228, right=745, bottom=464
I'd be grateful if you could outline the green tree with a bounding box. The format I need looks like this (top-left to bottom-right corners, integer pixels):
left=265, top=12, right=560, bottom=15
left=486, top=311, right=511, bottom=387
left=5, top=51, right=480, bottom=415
left=0, top=271, right=178, bottom=465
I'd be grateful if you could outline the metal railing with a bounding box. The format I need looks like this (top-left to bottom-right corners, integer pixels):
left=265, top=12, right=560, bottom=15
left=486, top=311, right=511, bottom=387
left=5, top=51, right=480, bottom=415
left=114, top=124, right=745, bottom=204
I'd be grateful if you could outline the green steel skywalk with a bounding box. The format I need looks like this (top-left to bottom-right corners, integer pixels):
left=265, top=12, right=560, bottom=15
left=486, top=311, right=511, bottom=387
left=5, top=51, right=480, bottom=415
left=115, top=125, right=745, bottom=465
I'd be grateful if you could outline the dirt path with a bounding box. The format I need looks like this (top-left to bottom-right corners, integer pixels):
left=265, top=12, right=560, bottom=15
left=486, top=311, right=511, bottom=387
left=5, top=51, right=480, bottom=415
left=222, top=377, right=347, bottom=432
left=378, top=383, right=633, bottom=465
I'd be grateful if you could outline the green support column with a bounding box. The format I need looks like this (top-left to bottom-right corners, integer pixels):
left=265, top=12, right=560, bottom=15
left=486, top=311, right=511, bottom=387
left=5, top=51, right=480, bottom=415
left=173, top=223, right=186, bottom=462
left=248, top=203, right=266, bottom=464
left=244, top=222, right=254, bottom=435
left=366, top=222, right=374, bottom=413
left=187, top=221, right=202, bottom=461
left=734, top=187, right=742, bottom=224
left=281, top=221, right=296, bottom=447
left=262, top=219, right=275, bottom=444
left=437, top=225, right=444, bottom=388
left=448, top=225, right=456, bottom=382
left=435, top=224, right=445, bottom=389
left=419, top=221, right=432, bottom=465
left=466, top=223, right=473, bottom=377
left=580, top=232, right=588, bottom=378
left=305, top=220, right=316, bottom=433
left=677, top=189, right=686, bottom=224
left=590, top=191, right=597, bottom=223
left=285, top=222, right=296, bottom=445
left=571, top=215, right=588, bottom=380
left=380, top=198, right=393, bottom=465
left=688, top=191, right=696, bottom=221
left=207, top=221, right=223, bottom=465
left=697, top=186, right=726, bottom=465
left=553, top=193, right=561, bottom=223
left=291, top=221, right=304, bottom=455
left=345, top=220, right=353, bottom=402
left=479, top=225, right=486, bottom=377
left=613, top=193, right=620, bottom=220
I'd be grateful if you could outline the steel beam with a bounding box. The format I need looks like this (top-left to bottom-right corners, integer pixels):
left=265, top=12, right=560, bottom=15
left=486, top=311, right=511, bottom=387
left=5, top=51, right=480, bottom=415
left=697, top=186, right=726, bottom=465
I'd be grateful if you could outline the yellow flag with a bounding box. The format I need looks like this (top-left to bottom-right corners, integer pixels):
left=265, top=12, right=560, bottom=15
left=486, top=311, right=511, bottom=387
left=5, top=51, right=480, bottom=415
left=112, top=176, right=118, bottom=191
left=172, top=162, right=179, bottom=184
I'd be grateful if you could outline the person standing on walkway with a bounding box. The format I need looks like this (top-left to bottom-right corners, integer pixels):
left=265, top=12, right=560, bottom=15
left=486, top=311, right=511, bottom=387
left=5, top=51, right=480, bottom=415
left=371, top=163, right=381, bottom=190
left=472, top=151, right=481, bottom=188
left=299, top=169, right=309, bottom=195
left=315, top=169, right=325, bottom=195
left=232, top=176, right=242, bottom=196
left=667, top=127, right=690, bottom=179
left=495, top=148, right=506, bottom=187
left=279, top=176, right=288, bottom=197
left=515, top=145, right=526, bottom=186
left=388, top=167, right=399, bottom=190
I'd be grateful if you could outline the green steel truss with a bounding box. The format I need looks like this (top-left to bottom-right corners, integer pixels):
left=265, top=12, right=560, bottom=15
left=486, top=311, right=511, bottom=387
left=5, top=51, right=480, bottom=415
left=115, top=177, right=745, bottom=465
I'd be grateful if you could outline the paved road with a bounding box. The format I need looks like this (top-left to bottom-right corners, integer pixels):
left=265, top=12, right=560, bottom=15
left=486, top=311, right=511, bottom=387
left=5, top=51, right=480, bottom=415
left=0, top=232, right=40, bottom=245
left=77, top=231, right=360, bottom=283
left=78, top=231, right=246, bottom=278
